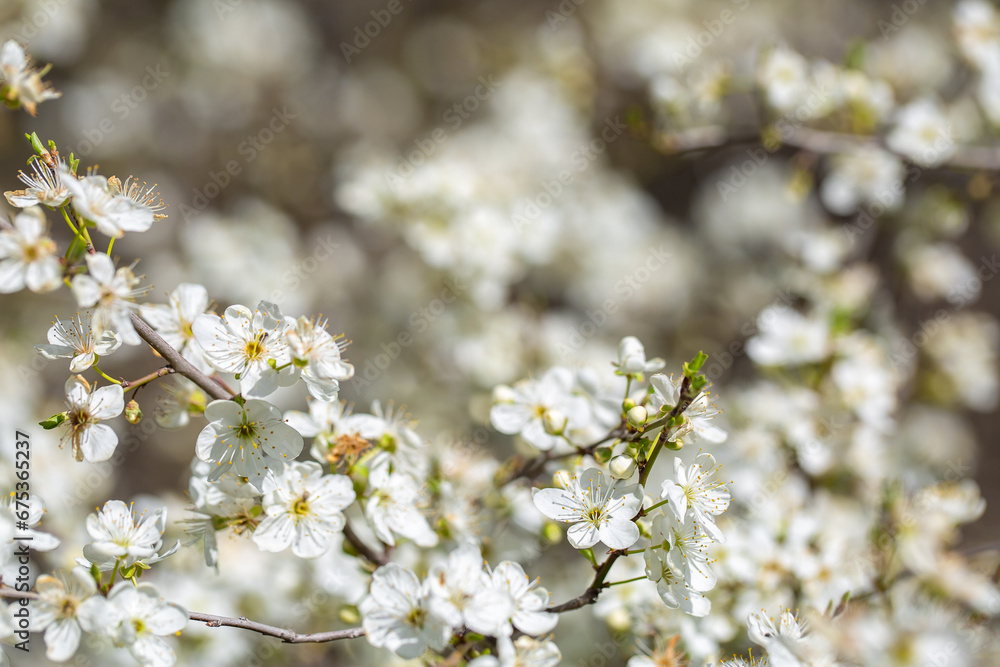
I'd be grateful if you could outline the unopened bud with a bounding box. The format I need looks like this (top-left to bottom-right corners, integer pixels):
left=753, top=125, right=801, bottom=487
left=666, top=438, right=684, bottom=451
left=125, top=399, right=142, bottom=424
left=626, top=405, right=647, bottom=428
left=594, top=446, right=613, bottom=463
left=622, top=398, right=636, bottom=411
left=492, top=384, right=516, bottom=403
left=542, top=409, right=567, bottom=435
left=609, top=454, right=637, bottom=479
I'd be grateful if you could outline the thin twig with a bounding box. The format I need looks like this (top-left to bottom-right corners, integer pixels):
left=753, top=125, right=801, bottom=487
left=129, top=312, right=232, bottom=402
left=188, top=611, right=364, bottom=644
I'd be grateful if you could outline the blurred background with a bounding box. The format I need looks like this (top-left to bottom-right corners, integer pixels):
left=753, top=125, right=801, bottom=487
left=1, top=0, right=998, bottom=664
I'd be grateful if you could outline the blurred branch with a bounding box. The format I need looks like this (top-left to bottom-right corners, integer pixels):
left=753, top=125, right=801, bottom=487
left=343, top=520, right=388, bottom=566
left=545, top=548, right=624, bottom=614
left=656, top=124, right=1000, bottom=170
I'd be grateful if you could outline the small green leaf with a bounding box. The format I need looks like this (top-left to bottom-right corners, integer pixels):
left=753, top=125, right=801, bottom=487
left=39, top=412, right=68, bottom=430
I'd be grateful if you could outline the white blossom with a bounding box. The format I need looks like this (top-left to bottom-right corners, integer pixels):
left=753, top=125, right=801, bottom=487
left=70, top=253, right=145, bottom=346
left=0, top=207, right=61, bottom=294
left=746, top=305, right=830, bottom=367
left=532, top=468, right=642, bottom=550
left=0, top=40, right=60, bottom=115
left=195, top=398, right=304, bottom=493
left=660, top=453, right=731, bottom=542
left=360, top=563, right=451, bottom=659
left=4, top=157, right=69, bottom=208
left=35, top=313, right=121, bottom=373
left=81, top=500, right=179, bottom=571
left=30, top=567, right=97, bottom=662
left=365, top=466, right=438, bottom=547
left=61, top=170, right=155, bottom=238
left=252, top=460, right=355, bottom=558
left=285, top=315, right=354, bottom=401
left=490, top=366, right=590, bottom=451
left=78, top=582, right=187, bottom=667
left=465, top=561, right=557, bottom=638
left=139, top=283, right=212, bottom=373
left=615, top=336, right=665, bottom=376
left=886, top=98, right=956, bottom=167
left=58, top=375, right=124, bottom=463
left=193, top=301, right=294, bottom=398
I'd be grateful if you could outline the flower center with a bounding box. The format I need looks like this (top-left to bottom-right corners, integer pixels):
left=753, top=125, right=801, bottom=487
left=245, top=332, right=267, bottom=360
left=292, top=496, right=310, bottom=518
left=406, top=607, right=426, bottom=628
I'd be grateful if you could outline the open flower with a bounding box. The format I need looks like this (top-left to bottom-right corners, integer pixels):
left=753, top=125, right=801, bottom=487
left=643, top=544, right=710, bottom=617
left=285, top=315, right=354, bottom=401
left=70, top=253, right=146, bottom=346
left=426, top=543, right=490, bottom=629
left=5, top=156, right=69, bottom=208
left=490, top=367, right=590, bottom=451
left=82, top=500, right=178, bottom=571
left=252, top=460, right=355, bottom=558
left=360, top=563, right=451, bottom=660
left=649, top=512, right=717, bottom=593
left=365, top=466, right=438, bottom=547
left=61, top=170, right=154, bottom=238
left=468, top=635, right=562, bottom=667
left=193, top=301, right=294, bottom=398
left=139, top=283, right=212, bottom=373
left=78, top=582, right=187, bottom=667
left=58, top=375, right=124, bottom=462
left=465, top=561, right=557, bottom=639
left=0, top=206, right=61, bottom=294
left=36, top=313, right=121, bottom=373
left=0, top=494, right=60, bottom=567
left=196, top=398, right=304, bottom=493
left=532, top=468, right=643, bottom=550
left=0, top=40, right=60, bottom=115
left=660, top=453, right=730, bottom=542
left=31, top=567, right=97, bottom=662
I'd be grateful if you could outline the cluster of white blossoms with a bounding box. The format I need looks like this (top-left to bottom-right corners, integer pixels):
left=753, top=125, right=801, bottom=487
left=1, top=13, right=999, bottom=667
left=361, top=544, right=558, bottom=660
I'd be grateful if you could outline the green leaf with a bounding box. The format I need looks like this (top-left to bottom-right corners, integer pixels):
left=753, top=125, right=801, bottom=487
left=682, top=351, right=708, bottom=377
left=39, top=412, right=68, bottom=430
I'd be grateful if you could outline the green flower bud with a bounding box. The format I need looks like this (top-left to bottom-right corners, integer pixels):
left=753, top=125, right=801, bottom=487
left=125, top=399, right=142, bottom=424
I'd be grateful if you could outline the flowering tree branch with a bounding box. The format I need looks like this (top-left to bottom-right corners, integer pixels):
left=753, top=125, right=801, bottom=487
left=128, top=312, right=233, bottom=402
left=0, top=586, right=364, bottom=645
left=545, top=548, right=625, bottom=614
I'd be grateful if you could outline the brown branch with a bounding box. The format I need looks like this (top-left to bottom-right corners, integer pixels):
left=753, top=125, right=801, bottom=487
left=343, top=520, right=388, bottom=566
left=0, top=587, right=364, bottom=645
left=504, top=426, right=627, bottom=485
left=129, top=312, right=233, bottom=402
left=545, top=548, right=625, bottom=614
left=656, top=123, right=1000, bottom=171
left=189, top=611, right=364, bottom=644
